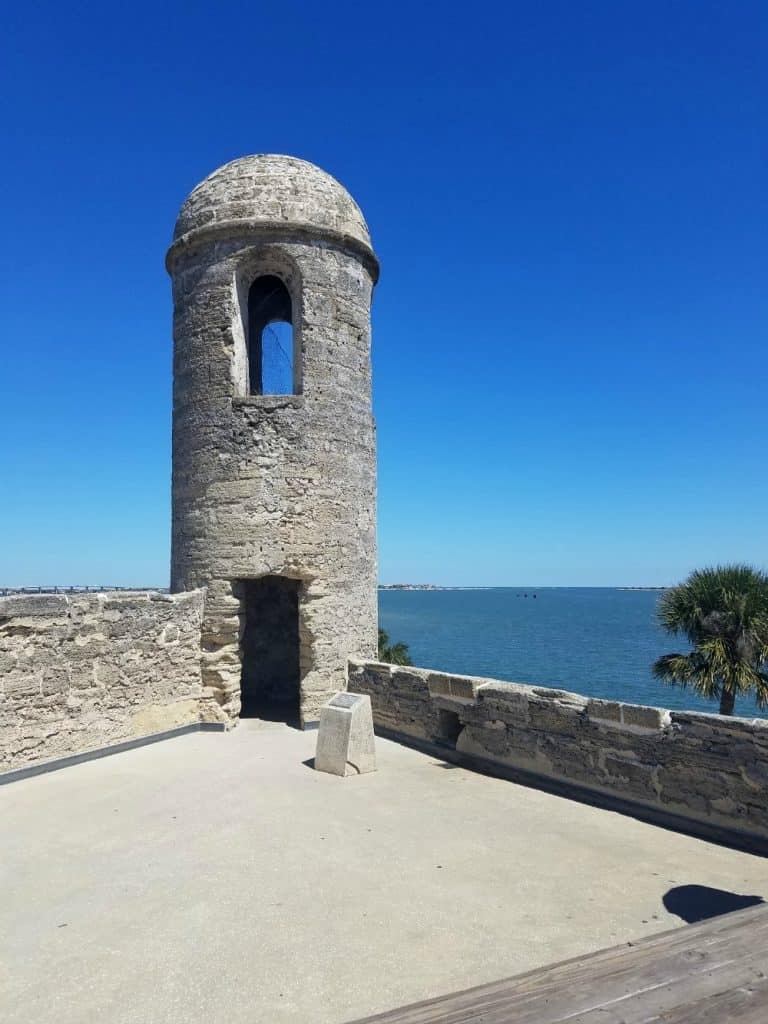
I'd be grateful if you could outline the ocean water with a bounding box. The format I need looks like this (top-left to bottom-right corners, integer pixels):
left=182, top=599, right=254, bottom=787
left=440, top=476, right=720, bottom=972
left=378, top=587, right=768, bottom=720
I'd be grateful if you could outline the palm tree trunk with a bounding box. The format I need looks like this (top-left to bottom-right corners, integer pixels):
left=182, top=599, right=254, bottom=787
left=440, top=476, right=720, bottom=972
left=719, top=688, right=736, bottom=716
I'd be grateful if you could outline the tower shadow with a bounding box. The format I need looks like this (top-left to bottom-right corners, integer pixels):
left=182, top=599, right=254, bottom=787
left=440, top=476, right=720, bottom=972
left=663, top=884, right=764, bottom=924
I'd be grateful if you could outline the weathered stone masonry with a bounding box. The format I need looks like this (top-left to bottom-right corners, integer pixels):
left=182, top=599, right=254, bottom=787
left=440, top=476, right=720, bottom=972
left=350, top=660, right=768, bottom=849
left=0, top=591, right=204, bottom=772
left=168, top=155, right=379, bottom=726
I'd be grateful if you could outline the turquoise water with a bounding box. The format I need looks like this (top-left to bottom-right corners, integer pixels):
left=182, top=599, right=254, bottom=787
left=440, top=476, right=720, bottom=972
left=378, top=587, right=768, bottom=720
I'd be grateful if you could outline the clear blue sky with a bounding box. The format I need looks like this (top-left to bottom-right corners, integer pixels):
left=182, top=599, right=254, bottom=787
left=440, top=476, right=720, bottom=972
left=2, top=2, right=766, bottom=587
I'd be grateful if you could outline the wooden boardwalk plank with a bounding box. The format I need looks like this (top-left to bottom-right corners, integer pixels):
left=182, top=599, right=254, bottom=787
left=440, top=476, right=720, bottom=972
left=653, top=977, right=768, bottom=1023
left=347, top=904, right=768, bottom=1024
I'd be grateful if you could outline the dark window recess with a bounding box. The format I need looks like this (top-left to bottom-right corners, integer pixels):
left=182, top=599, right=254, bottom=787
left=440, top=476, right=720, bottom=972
left=239, top=576, right=301, bottom=724
left=247, top=275, right=294, bottom=395
left=436, top=709, right=463, bottom=748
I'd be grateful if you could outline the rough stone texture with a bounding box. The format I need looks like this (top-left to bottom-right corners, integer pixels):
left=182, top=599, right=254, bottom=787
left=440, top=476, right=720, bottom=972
left=168, top=156, right=378, bottom=725
left=0, top=591, right=205, bottom=772
left=315, top=692, right=376, bottom=776
left=349, top=660, right=768, bottom=847
left=172, top=154, right=373, bottom=255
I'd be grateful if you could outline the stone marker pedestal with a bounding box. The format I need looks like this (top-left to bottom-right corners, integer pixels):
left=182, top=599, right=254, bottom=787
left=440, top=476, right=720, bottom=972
left=315, top=693, right=376, bottom=777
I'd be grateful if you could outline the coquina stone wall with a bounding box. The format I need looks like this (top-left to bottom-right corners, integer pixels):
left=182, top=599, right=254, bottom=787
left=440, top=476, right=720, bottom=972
left=349, top=659, right=768, bottom=850
left=0, top=590, right=205, bottom=773
left=168, top=156, right=378, bottom=725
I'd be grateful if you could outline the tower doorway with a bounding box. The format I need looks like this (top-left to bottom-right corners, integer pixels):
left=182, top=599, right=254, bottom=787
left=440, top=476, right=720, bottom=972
left=239, top=576, right=301, bottom=724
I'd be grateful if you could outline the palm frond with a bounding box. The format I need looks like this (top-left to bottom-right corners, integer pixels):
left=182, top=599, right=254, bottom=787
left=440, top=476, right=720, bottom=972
left=652, top=652, right=721, bottom=698
left=378, top=627, right=413, bottom=666
left=654, top=565, right=768, bottom=714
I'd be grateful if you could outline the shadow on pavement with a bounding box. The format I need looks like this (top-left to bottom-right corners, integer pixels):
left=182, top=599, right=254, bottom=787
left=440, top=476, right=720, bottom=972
left=663, top=884, right=764, bottom=923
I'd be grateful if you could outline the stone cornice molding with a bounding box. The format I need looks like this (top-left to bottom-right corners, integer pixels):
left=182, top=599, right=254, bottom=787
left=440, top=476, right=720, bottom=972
left=166, top=219, right=380, bottom=283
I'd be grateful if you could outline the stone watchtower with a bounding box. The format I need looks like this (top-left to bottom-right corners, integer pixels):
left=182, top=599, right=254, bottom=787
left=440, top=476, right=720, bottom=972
left=166, top=155, right=379, bottom=726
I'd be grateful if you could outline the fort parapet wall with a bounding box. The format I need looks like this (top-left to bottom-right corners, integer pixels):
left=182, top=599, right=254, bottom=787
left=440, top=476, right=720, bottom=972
left=0, top=590, right=205, bottom=774
left=349, top=659, right=768, bottom=852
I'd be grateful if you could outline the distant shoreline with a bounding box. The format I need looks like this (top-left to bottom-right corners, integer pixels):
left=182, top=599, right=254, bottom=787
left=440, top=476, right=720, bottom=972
left=379, top=585, right=668, bottom=591
left=616, top=587, right=668, bottom=591
left=378, top=585, right=487, bottom=591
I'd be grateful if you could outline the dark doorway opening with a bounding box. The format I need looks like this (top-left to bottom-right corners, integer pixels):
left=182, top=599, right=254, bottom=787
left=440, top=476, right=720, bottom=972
left=240, top=576, right=301, bottom=724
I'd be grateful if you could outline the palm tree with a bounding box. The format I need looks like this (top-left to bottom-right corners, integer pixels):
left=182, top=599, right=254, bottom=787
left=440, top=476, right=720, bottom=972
left=653, top=565, right=768, bottom=716
left=377, top=627, right=413, bottom=666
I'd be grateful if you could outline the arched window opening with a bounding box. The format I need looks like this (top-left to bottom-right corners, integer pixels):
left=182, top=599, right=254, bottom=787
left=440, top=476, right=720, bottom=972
left=247, top=275, right=294, bottom=395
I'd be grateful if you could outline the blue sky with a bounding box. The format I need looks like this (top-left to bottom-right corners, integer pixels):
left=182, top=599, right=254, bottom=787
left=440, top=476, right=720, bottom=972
left=2, top=1, right=766, bottom=587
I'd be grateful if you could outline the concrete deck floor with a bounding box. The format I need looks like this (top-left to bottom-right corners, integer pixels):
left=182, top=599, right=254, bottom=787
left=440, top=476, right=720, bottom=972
left=2, top=722, right=766, bottom=1024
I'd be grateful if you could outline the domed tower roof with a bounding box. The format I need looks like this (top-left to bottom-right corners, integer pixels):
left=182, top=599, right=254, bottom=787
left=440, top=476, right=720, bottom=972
left=168, top=155, right=377, bottom=279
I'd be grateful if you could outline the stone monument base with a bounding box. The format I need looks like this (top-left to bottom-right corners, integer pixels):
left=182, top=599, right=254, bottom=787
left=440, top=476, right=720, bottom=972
left=315, top=693, right=376, bottom=777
